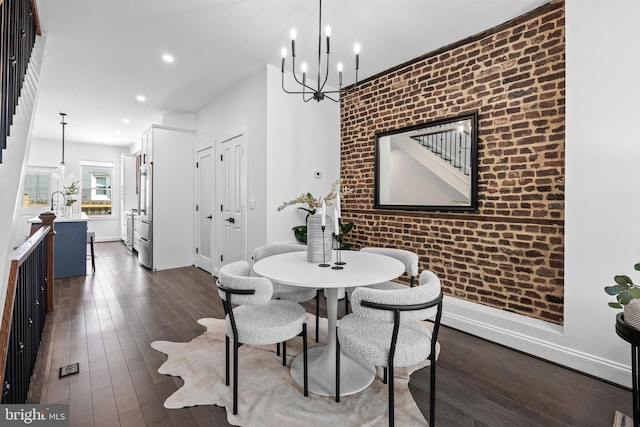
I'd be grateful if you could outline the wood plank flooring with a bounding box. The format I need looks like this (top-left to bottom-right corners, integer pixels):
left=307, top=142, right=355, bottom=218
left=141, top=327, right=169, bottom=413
left=27, top=242, right=632, bottom=426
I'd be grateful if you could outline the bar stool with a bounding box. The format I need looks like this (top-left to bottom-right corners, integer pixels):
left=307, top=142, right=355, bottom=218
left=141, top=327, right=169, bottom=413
left=87, top=231, right=95, bottom=272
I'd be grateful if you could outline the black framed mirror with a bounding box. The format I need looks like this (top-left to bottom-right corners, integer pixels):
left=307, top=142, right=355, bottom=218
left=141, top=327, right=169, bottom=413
left=374, top=111, right=478, bottom=211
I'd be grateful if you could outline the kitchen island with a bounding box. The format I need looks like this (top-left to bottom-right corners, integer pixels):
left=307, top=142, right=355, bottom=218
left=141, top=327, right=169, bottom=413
left=28, top=212, right=89, bottom=278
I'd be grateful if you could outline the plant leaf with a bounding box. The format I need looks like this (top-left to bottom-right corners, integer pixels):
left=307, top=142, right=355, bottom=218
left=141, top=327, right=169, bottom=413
left=619, top=292, right=633, bottom=305
left=635, top=262, right=640, bottom=271
left=341, top=222, right=354, bottom=234
left=609, top=302, right=623, bottom=309
left=614, top=275, right=634, bottom=286
left=628, top=287, right=640, bottom=299
left=604, top=285, right=623, bottom=295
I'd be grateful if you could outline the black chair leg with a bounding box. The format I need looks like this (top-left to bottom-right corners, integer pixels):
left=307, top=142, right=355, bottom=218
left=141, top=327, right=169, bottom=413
left=233, top=341, right=239, bottom=415
left=225, top=336, right=230, bottom=386
left=344, top=293, right=349, bottom=315
left=302, top=323, right=308, bottom=396
left=335, top=326, right=340, bottom=402
left=276, top=342, right=280, bottom=356
left=282, top=341, right=287, bottom=366
left=383, top=367, right=387, bottom=384
left=388, top=361, right=394, bottom=427
left=430, top=354, right=436, bottom=427
left=90, top=236, right=95, bottom=272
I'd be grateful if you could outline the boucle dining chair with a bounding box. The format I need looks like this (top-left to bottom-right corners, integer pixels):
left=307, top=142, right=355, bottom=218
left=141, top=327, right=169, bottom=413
left=217, top=260, right=309, bottom=415
left=337, top=270, right=443, bottom=427
left=252, top=243, right=320, bottom=342
left=344, top=247, right=419, bottom=313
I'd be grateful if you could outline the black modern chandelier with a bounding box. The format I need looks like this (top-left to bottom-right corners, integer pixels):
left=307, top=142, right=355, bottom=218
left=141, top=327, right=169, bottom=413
left=280, top=0, right=360, bottom=102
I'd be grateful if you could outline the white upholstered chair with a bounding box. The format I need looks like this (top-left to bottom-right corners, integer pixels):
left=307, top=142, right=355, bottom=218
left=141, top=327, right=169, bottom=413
left=337, top=270, right=443, bottom=427
left=217, top=260, right=309, bottom=415
left=252, top=243, right=320, bottom=342
left=345, top=247, right=419, bottom=312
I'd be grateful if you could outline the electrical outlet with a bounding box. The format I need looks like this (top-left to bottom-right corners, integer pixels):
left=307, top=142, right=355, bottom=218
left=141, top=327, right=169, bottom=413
left=314, top=170, right=322, bottom=179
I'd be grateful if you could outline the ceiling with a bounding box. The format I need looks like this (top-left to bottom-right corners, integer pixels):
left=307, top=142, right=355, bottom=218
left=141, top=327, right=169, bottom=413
left=31, top=0, right=550, bottom=146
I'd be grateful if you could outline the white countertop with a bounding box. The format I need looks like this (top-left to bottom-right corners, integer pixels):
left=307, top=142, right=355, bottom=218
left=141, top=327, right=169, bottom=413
left=28, top=212, right=90, bottom=223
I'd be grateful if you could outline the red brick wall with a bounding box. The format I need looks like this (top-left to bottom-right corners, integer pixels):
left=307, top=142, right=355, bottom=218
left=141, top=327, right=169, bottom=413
left=340, top=2, right=565, bottom=324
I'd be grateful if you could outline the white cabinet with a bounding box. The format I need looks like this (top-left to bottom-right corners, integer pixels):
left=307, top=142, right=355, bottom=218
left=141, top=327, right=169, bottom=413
left=143, top=125, right=195, bottom=271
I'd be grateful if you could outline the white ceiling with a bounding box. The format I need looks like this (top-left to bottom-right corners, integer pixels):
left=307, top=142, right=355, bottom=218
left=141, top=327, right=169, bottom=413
left=31, top=0, right=550, bottom=146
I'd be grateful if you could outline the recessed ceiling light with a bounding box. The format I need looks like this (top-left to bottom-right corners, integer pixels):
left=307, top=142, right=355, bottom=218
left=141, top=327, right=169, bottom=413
left=122, top=118, right=130, bottom=124
left=162, top=54, right=174, bottom=63
left=136, top=95, right=146, bottom=102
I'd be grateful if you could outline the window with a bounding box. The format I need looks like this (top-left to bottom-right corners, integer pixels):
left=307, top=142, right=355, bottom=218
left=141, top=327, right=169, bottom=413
left=80, top=161, right=114, bottom=216
left=22, top=170, right=51, bottom=207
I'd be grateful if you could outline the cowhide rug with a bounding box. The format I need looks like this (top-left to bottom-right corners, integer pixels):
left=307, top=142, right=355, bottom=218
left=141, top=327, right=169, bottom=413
left=151, top=313, right=438, bottom=426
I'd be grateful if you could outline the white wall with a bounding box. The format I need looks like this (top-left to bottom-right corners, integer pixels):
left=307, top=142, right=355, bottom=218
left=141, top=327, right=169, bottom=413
left=25, top=138, right=130, bottom=242
left=196, top=66, right=269, bottom=261
left=265, top=65, right=340, bottom=243
left=564, top=0, right=640, bottom=384
left=196, top=65, right=340, bottom=261
left=444, top=0, right=640, bottom=387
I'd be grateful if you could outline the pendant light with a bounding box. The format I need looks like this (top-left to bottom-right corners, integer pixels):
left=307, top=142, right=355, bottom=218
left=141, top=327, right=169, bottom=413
left=52, top=113, right=74, bottom=181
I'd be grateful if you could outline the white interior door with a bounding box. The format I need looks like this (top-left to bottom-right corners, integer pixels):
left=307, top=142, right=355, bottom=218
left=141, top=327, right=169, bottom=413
left=195, top=146, right=214, bottom=272
left=218, top=133, right=246, bottom=268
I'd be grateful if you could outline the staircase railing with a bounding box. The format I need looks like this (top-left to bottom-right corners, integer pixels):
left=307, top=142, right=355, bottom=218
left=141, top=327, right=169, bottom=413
left=0, top=211, right=54, bottom=403
left=1, top=0, right=41, bottom=163
left=411, top=128, right=472, bottom=176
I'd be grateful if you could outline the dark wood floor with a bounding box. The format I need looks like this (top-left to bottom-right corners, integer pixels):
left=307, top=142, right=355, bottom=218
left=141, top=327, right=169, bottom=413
left=28, top=242, right=632, bottom=426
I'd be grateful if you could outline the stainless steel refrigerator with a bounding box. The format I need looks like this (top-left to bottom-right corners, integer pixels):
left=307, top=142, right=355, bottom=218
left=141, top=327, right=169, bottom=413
left=135, top=162, right=152, bottom=268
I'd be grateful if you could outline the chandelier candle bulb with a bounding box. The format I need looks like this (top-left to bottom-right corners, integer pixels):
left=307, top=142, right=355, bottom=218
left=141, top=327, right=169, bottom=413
left=290, top=28, right=296, bottom=56
left=325, top=26, right=331, bottom=53
left=281, top=47, right=287, bottom=72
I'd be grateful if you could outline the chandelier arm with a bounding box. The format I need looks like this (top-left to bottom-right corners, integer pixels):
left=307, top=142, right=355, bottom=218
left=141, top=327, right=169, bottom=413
left=324, top=93, right=340, bottom=103
left=319, top=50, right=331, bottom=93
left=282, top=73, right=303, bottom=95
left=337, top=69, right=360, bottom=95
left=289, top=56, right=317, bottom=92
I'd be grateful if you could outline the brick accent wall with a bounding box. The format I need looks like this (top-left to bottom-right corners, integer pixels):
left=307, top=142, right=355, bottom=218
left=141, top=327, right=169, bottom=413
left=340, top=2, right=565, bottom=324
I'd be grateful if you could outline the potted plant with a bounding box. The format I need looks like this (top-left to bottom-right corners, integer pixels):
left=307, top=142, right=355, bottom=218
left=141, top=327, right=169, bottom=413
left=605, top=261, right=640, bottom=329
left=63, top=181, right=80, bottom=215
left=278, top=179, right=353, bottom=248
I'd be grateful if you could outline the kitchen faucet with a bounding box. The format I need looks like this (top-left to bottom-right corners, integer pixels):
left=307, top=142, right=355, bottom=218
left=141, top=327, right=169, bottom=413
left=50, top=191, right=65, bottom=211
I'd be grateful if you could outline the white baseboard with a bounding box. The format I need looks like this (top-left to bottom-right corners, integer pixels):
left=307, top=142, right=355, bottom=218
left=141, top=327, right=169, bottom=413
left=442, top=296, right=631, bottom=387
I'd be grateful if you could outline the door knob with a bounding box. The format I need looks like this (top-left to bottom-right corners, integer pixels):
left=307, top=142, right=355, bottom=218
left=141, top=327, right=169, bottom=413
left=224, top=217, right=235, bottom=223
left=207, top=215, right=212, bottom=219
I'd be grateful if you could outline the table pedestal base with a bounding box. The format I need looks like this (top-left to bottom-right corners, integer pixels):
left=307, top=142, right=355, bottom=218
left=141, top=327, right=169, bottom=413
left=291, top=346, right=375, bottom=397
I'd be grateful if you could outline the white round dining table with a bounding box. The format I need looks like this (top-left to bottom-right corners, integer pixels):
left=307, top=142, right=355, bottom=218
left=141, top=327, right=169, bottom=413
left=252, top=250, right=405, bottom=397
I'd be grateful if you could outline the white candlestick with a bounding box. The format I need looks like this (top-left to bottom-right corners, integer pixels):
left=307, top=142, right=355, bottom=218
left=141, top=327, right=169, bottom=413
left=334, top=209, right=340, bottom=235
left=336, top=192, right=341, bottom=218
left=321, top=200, right=326, bottom=227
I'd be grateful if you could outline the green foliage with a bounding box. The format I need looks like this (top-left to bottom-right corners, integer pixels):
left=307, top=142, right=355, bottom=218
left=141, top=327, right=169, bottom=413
left=291, top=220, right=354, bottom=249
left=604, top=262, right=640, bottom=309
left=63, top=181, right=80, bottom=206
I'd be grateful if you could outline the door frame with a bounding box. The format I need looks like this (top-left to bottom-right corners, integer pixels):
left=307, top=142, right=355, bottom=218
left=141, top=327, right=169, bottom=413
left=214, top=127, right=248, bottom=275
left=195, top=145, right=214, bottom=273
